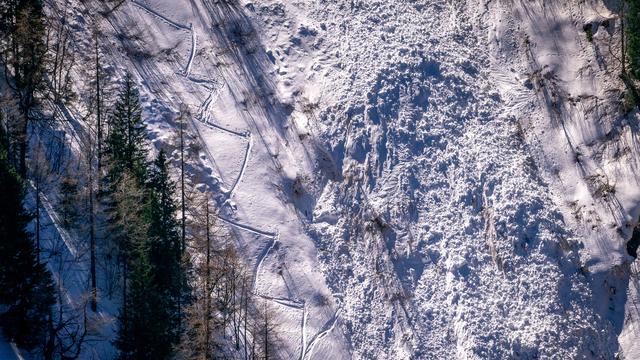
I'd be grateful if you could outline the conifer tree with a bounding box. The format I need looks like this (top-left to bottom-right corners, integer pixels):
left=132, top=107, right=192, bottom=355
left=146, top=150, right=185, bottom=349
left=115, top=155, right=186, bottom=359
left=103, top=73, right=148, bottom=316
left=115, top=215, right=168, bottom=360
left=0, top=132, right=54, bottom=351
left=105, top=72, right=147, bottom=185
left=113, top=172, right=153, bottom=359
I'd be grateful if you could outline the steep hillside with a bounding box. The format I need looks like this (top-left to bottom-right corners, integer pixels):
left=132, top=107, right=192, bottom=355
left=4, top=0, right=640, bottom=358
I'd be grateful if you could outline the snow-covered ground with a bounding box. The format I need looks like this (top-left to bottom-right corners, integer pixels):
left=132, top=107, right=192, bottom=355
left=0, top=331, right=22, bottom=360
left=28, top=0, right=640, bottom=358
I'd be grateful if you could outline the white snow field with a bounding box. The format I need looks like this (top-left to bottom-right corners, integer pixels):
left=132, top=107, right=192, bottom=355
left=31, top=0, right=640, bottom=358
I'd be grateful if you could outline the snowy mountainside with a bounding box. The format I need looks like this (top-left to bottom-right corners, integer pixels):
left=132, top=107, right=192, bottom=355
left=28, top=0, right=640, bottom=358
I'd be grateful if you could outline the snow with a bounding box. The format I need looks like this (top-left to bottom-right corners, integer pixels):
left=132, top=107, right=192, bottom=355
left=0, top=331, right=22, bottom=360
left=24, top=0, right=640, bottom=358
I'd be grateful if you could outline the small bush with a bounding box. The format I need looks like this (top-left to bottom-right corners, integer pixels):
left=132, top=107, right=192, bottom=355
left=583, top=23, right=594, bottom=42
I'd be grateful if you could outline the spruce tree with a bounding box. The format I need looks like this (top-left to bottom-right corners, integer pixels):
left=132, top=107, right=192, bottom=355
left=103, top=73, right=148, bottom=319
left=0, top=133, right=54, bottom=351
left=112, top=172, right=153, bottom=359
left=105, top=72, right=148, bottom=185
left=116, top=219, right=168, bottom=360
left=115, top=159, right=182, bottom=360
left=145, top=150, right=186, bottom=356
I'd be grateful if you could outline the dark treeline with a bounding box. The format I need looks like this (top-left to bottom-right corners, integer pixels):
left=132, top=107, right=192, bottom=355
left=0, top=0, right=56, bottom=355
left=621, top=0, right=640, bottom=108
left=0, top=1, right=279, bottom=359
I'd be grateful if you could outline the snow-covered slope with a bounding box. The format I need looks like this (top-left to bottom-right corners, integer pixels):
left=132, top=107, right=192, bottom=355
left=44, top=0, right=640, bottom=358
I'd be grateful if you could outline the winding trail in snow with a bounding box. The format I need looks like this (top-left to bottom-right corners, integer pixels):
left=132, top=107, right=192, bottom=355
left=199, top=116, right=248, bottom=138
left=128, top=3, right=336, bottom=358
left=255, top=293, right=304, bottom=310
left=302, top=309, right=341, bottom=360
left=131, top=0, right=191, bottom=30
left=226, top=135, right=252, bottom=199
left=252, top=234, right=278, bottom=291
left=217, top=215, right=277, bottom=238
left=184, top=23, right=196, bottom=76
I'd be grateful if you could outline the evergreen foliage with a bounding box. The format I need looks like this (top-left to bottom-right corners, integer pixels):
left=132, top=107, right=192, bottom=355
left=145, top=150, right=186, bottom=353
left=116, top=217, right=169, bottom=360
left=0, top=132, right=54, bottom=351
left=628, top=0, right=640, bottom=78
left=114, top=152, right=187, bottom=359
left=105, top=73, right=148, bottom=185
left=112, top=138, right=186, bottom=358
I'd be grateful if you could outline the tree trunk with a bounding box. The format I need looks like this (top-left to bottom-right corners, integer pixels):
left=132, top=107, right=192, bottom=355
left=622, top=2, right=627, bottom=75
left=180, top=114, right=186, bottom=253
left=95, top=33, right=103, bottom=174
left=90, top=29, right=101, bottom=314
left=35, top=177, right=40, bottom=264
left=243, top=276, right=248, bottom=360
left=205, top=201, right=211, bottom=359
left=19, top=118, right=27, bottom=177
left=89, top=169, right=97, bottom=311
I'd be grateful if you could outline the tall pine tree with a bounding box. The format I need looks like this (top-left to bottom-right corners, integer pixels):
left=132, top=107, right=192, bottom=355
left=113, top=172, right=154, bottom=360
left=103, top=72, right=149, bottom=334
left=115, top=218, right=167, bottom=360
left=115, top=152, right=187, bottom=360
left=105, top=72, right=148, bottom=185
left=146, top=149, right=185, bottom=350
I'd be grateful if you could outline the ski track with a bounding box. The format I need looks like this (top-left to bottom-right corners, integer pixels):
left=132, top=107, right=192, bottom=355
left=131, top=0, right=190, bottom=30
left=128, top=4, right=336, bottom=358
left=50, top=270, right=76, bottom=307
left=187, top=76, right=217, bottom=88
left=184, top=23, right=196, bottom=76
left=253, top=235, right=278, bottom=290
left=255, top=293, right=304, bottom=310
left=303, top=309, right=341, bottom=360
left=200, top=117, right=248, bottom=138
left=47, top=99, right=87, bottom=145
left=301, top=302, right=308, bottom=360
left=217, top=215, right=277, bottom=238
left=226, top=135, right=252, bottom=199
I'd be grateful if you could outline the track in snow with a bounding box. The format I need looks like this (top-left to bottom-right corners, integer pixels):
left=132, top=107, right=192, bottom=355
left=255, top=293, right=304, bottom=310
left=302, top=309, right=341, bottom=360
left=128, top=3, right=337, bottom=358
left=131, top=0, right=191, bottom=30
left=217, top=215, right=277, bottom=238
left=10, top=343, right=23, bottom=360
left=226, top=135, right=252, bottom=199
left=184, top=23, right=196, bottom=76
left=253, top=234, right=278, bottom=291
